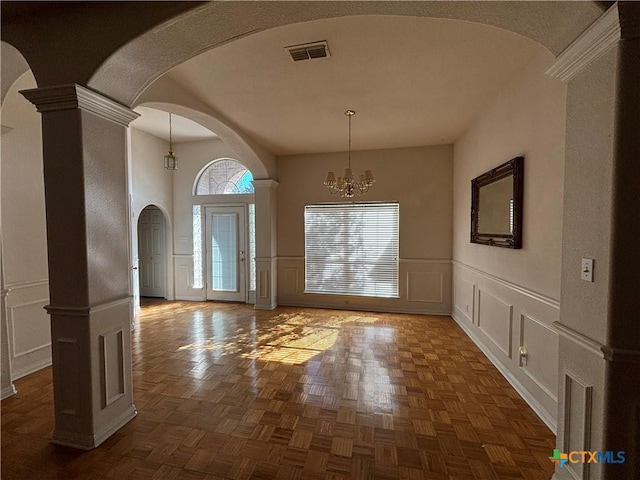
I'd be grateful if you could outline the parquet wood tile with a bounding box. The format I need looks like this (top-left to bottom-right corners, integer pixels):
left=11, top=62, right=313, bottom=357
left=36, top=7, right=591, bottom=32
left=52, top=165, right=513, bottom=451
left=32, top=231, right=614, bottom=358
left=1, top=300, right=556, bottom=479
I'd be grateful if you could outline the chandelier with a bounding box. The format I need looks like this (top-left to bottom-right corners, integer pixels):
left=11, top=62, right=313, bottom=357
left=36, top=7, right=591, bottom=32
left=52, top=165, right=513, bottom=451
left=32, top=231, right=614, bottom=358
left=324, top=109, right=375, bottom=198
left=164, top=112, right=178, bottom=170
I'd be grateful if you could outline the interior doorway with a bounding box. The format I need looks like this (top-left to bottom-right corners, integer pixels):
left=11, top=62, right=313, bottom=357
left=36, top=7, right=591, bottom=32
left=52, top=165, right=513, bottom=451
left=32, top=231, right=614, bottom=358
left=137, top=205, right=167, bottom=298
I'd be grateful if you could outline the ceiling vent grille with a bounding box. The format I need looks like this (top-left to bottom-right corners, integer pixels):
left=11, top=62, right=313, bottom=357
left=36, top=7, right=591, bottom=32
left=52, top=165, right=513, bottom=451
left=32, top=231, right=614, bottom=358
left=285, top=41, right=330, bottom=62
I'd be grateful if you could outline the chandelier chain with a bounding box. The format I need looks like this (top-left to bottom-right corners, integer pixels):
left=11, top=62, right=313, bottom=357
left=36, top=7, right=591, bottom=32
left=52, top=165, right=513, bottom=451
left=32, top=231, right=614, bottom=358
left=323, top=109, right=375, bottom=198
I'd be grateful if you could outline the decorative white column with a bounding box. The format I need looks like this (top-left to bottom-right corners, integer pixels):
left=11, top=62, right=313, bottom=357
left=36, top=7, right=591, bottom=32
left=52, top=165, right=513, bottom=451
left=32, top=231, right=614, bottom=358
left=252, top=179, right=278, bottom=310
left=548, top=3, right=640, bottom=479
left=21, top=84, right=139, bottom=449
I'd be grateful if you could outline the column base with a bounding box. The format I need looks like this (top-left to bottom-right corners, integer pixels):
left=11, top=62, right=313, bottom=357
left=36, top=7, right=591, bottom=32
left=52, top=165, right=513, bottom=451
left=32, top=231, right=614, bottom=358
left=52, top=404, right=136, bottom=450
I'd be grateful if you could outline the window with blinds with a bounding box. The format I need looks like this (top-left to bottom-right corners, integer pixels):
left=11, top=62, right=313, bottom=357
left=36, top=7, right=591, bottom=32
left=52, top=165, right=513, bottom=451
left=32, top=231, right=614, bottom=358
left=304, top=203, right=399, bottom=298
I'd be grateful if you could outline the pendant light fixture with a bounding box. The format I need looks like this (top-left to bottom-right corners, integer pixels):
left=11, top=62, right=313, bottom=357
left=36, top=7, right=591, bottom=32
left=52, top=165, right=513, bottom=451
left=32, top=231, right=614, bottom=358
left=164, top=112, right=178, bottom=170
left=324, top=109, right=374, bottom=198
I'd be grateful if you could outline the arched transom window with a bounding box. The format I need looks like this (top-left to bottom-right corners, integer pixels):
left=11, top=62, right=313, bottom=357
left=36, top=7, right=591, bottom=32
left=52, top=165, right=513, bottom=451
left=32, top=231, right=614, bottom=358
left=195, top=159, right=254, bottom=195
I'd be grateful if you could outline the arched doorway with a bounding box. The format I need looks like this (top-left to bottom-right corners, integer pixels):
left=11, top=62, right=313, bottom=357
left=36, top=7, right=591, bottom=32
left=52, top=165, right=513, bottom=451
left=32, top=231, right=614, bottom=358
left=137, top=205, right=167, bottom=299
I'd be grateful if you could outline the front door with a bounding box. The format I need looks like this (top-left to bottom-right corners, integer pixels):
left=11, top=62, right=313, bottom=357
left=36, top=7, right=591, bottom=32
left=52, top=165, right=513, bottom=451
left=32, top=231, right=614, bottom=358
left=205, top=206, right=247, bottom=302
left=138, top=206, right=166, bottom=298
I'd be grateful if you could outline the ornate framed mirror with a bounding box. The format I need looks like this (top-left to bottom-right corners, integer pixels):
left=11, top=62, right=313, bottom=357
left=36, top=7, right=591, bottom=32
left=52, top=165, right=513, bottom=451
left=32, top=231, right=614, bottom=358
left=471, top=156, right=523, bottom=249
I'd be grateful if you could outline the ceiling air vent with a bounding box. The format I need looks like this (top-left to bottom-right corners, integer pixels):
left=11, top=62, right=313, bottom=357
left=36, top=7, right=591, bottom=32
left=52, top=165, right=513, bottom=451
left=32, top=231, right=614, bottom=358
left=285, top=41, right=330, bottom=62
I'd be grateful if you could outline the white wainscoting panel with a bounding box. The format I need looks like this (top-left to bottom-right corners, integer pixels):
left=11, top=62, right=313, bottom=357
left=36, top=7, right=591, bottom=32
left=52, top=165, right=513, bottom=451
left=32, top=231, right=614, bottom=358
left=452, top=261, right=560, bottom=432
left=5, top=279, right=51, bottom=379
left=477, top=289, right=513, bottom=358
left=174, top=255, right=204, bottom=301
left=57, top=337, right=80, bottom=415
left=10, top=300, right=49, bottom=357
left=283, top=267, right=299, bottom=295
left=521, top=313, right=559, bottom=401
left=277, top=257, right=451, bottom=315
left=454, top=277, right=475, bottom=324
left=563, top=373, right=593, bottom=480
left=100, top=329, right=125, bottom=408
left=407, top=272, right=443, bottom=303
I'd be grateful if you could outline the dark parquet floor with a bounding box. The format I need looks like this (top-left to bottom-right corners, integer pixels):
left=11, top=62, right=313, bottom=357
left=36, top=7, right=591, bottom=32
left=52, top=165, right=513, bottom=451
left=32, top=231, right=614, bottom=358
left=1, top=300, right=555, bottom=479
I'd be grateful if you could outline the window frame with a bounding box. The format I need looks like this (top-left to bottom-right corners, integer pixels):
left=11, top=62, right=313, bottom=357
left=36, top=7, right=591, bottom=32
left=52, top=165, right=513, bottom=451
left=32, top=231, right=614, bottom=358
left=304, top=202, right=400, bottom=299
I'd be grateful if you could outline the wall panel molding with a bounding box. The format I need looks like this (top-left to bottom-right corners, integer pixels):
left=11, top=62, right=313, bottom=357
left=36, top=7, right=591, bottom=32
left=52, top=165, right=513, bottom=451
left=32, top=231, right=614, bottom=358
left=452, top=262, right=559, bottom=432
left=5, top=280, right=51, bottom=380
left=477, top=289, right=513, bottom=358
left=454, top=277, right=475, bottom=324
left=99, top=329, right=125, bottom=408
left=562, top=372, right=593, bottom=480
left=4, top=278, right=49, bottom=291
left=57, top=337, right=80, bottom=416
left=406, top=272, right=443, bottom=303
left=453, top=260, right=559, bottom=309
left=452, top=308, right=557, bottom=432
left=9, top=298, right=50, bottom=357
left=278, top=257, right=451, bottom=315
left=520, top=313, right=559, bottom=402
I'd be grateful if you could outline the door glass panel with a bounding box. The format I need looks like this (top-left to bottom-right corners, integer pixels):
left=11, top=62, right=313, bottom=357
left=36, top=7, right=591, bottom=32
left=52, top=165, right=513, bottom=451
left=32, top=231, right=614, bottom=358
left=211, top=213, right=238, bottom=292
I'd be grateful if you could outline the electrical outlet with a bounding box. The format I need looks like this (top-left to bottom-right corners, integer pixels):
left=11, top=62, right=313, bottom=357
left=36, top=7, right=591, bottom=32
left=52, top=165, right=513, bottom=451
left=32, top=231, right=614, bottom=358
left=519, top=347, right=528, bottom=367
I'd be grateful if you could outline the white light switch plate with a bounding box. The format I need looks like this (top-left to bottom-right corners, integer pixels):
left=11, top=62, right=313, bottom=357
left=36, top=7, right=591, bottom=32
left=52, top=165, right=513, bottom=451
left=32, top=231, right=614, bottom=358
left=581, top=258, right=594, bottom=282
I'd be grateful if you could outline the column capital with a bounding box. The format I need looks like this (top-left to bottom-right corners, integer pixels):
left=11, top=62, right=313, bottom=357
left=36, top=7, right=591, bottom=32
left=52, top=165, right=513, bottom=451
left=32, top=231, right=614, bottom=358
left=252, top=179, right=279, bottom=190
left=20, top=84, right=139, bottom=127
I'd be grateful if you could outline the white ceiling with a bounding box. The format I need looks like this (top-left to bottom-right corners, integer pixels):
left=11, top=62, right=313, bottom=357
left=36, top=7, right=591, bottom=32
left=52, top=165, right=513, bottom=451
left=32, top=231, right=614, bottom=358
left=163, top=15, right=546, bottom=156
left=131, top=106, right=217, bottom=143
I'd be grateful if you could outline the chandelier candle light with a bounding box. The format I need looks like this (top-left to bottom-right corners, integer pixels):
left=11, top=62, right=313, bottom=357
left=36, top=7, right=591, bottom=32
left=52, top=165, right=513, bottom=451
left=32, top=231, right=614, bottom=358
left=164, top=112, right=178, bottom=170
left=324, top=109, right=375, bottom=198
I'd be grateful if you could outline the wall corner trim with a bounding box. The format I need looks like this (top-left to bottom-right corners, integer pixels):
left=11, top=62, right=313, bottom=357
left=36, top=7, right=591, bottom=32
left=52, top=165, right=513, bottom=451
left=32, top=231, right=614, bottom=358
left=20, top=84, right=140, bottom=126
left=546, top=3, right=620, bottom=83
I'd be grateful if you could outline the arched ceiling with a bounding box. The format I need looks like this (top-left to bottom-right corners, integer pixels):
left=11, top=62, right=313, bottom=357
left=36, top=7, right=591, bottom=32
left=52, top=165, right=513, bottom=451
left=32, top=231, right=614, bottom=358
left=131, top=106, right=217, bottom=143
left=166, top=15, right=547, bottom=155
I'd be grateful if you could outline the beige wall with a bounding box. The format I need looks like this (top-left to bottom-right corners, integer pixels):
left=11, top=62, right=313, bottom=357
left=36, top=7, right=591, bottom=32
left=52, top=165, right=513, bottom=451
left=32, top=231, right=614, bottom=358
left=453, top=49, right=566, bottom=299
left=451, top=50, right=566, bottom=430
left=0, top=71, right=51, bottom=381
left=130, top=127, right=174, bottom=221
left=276, top=145, right=453, bottom=314
left=1, top=72, right=48, bottom=285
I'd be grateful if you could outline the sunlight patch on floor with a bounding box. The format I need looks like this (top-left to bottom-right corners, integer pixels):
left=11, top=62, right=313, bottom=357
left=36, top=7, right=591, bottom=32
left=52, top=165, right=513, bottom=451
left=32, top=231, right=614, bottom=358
left=176, top=310, right=383, bottom=365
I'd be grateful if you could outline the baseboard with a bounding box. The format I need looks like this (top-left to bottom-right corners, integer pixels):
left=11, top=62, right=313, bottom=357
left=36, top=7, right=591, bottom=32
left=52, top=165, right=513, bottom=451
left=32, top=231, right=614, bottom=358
left=1, top=383, right=17, bottom=400
left=451, top=310, right=557, bottom=434
left=52, top=404, right=137, bottom=450
left=12, top=357, right=52, bottom=381
left=254, top=301, right=278, bottom=311
left=174, top=294, right=205, bottom=302
left=278, top=299, right=451, bottom=316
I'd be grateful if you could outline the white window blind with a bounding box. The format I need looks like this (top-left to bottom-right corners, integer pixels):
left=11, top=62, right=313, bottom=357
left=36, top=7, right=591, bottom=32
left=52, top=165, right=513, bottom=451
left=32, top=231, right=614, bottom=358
left=304, top=203, right=399, bottom=298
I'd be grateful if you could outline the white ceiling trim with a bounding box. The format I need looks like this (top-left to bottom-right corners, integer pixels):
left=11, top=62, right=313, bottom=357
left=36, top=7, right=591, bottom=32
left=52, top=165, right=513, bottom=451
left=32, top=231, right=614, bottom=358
left=546, top=3, right=620, bottom=83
